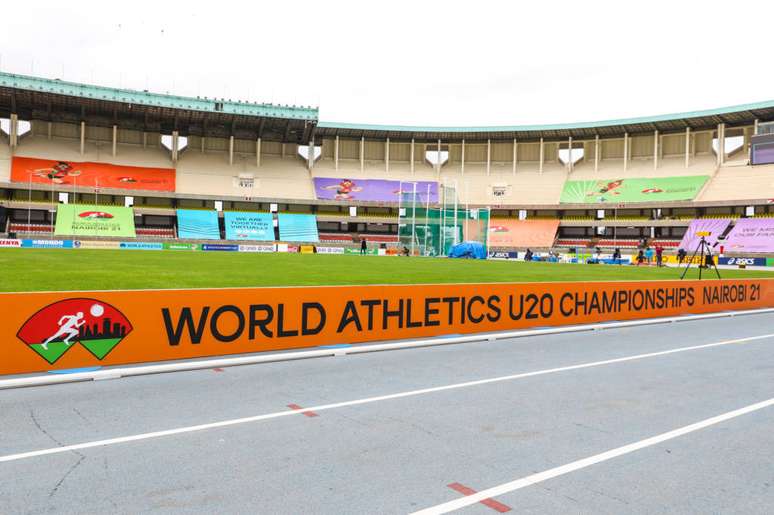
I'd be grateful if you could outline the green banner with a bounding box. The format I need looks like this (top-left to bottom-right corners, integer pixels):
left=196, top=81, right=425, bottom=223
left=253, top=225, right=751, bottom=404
left=163, top=242, right=199, bottom=251
left=55, top=205, right=136, bottom=237
left=344, top=247, right=378, bottom=255
left=560, top=176, right=709, bottom=204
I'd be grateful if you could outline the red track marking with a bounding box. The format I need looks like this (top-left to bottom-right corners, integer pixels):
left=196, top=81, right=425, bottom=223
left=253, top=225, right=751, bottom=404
left=212, top=368, right=224, bottom=372
left=287, top=404, right=319, bottom=418
left=447, top=482, right=511, bottom=513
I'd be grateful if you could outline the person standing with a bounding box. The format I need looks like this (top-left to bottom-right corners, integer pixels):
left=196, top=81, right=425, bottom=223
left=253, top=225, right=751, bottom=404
left=360, top=237, right=367, bottom=255
left=655, top=245, right=664, bottom=267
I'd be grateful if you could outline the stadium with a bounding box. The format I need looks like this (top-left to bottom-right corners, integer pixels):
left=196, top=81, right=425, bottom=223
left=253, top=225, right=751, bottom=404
left=2, top=4, right=774, bottom=512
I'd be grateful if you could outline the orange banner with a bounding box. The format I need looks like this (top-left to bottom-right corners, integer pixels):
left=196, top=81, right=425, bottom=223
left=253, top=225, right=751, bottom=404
left=1, top=279, right=772, bottom=376
left=488, top=219, right=560, bottom=248
left=11, top=156, right=176, bottom=192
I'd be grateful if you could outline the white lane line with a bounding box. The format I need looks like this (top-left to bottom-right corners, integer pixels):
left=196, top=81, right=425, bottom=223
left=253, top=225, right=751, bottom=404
left=1, top=332, right=772, bottom=464
left=411, top=396, right=774, bottom=515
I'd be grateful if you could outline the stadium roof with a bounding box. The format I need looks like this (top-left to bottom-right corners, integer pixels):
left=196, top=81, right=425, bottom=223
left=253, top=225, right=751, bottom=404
left=0, top=71, right=317, bottom=142
left=2, top=71, right=774, bottom=142
left=317, top=100, right=774, bottom=141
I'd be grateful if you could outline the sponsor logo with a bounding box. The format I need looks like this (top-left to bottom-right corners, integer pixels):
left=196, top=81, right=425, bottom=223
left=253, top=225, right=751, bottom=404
left=238, top=244, right=275, bottom=253
left=0, top=239, right=22, bottom=247
left=316, top=246, right=345, bottom=254
left=78, top=211, right=114, bottom=219
left=489, top=225, right=510, bottom=233
left=119, top=242, right=164, bottom=250
left=202, top=244, right=239, bottom=251
left=21, top=239, right=73, bottom=249
left=16, top=299, right=133, bottom=365
left=719, top=257, right=766, bottom=266
left=488, top=251, right=518, bottom=259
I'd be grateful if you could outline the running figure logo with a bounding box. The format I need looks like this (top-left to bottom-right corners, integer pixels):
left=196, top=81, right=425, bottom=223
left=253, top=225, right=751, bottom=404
left=17, top=298, right=133, bottom=365
left=41, top=312, right=86, bottom=350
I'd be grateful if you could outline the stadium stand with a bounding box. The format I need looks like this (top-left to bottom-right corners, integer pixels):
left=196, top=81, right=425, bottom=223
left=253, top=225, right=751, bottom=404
left=4, top=71, right=774, bottom=253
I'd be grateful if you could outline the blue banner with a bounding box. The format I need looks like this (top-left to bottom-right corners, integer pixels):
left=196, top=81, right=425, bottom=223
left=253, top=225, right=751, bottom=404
left=119, top=242, right=164, bottom=250
left=177, top=210, right=220, bottom=240
left=718, top=256, right=767, bottom=266
left=202, top=244, right=239, bottom=251
left=224, top=212, right=275, bottom=241
left=21, top=239, right=73, bottom=249
left=278, top=214, right=319, bottom=243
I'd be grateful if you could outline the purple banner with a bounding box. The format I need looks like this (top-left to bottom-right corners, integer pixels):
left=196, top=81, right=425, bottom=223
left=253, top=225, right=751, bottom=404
left=724, top=218, right=774, bottom=253
left=678, top=218, right=731, bottom=251
left=313, top=178, right=438, bottom=203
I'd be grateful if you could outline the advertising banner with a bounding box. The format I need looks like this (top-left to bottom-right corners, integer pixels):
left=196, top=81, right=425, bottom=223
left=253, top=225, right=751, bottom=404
left=55, top=205, right=136, bottom=237
left=177, top=210, right=220, bottom=240
left=344, top=248, right=379, bottom=255
left=718, top=257, right=767, bottom=266
left=163, top=242, right=199, bottom=251
left=1, top=279, right=772, bottom=375
left=314, top=177, right=438, bottom=203
left=238, top=244, right=275, bottom=253
left=278, top=214, right=320, bottom=243
left=12, top=156, right=176, bottom=192
left=20, top=240, right=74, bottom=249
left=488, top=220, right=560, bottom=248
left=316, top=246, right=346, bottom=254
left=678, top=218, right=731, bottom=251
left=560, top=176, right=709, bottom=204
left=224, top=212, right=275, bottom=241
left=73, top=240, right=121, bottom=249
left=723, top=218, right=774, bottom=253
left=488, top=251, right=519, bottom=259
left=0, top=239, right=22, bottom=248
left=202, top=244, right=239, bottom=251
left=119, top=242, right=164, bottom=250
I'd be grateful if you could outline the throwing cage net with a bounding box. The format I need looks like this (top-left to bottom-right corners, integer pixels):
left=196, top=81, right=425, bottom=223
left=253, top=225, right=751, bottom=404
left=398, top=181, right=490, bottom=257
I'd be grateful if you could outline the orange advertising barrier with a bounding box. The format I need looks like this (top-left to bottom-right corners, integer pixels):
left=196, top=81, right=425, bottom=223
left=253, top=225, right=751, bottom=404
left=11, top=156, right=176, bottom=192
left=488, top=219, right=560, bottom=248
left=2, top=279, right=773, bottom=376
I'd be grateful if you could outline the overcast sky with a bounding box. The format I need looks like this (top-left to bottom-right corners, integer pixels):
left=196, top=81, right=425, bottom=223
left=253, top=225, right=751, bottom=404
left=2, top=1, right=772, bottom=127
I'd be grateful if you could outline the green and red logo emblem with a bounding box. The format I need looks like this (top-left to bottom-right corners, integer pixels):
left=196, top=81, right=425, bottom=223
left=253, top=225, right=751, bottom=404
left=17, top=298, right=132, bottom=364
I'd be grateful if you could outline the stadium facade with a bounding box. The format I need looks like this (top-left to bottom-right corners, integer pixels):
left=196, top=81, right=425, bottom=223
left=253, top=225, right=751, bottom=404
left=2, top=71, right=774, bottom=253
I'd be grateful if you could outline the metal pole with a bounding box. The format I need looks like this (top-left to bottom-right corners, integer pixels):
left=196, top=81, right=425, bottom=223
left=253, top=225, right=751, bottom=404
left=410, top=182, right=417, bottom=257
left=453, top=180, right=458, bottom=245
left=424, top=183, right=431, bottom=256
left=27, top=172, right=32, bottom=230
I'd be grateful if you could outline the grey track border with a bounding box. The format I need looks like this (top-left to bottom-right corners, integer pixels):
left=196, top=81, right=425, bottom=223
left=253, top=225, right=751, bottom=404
left=2, top=307, right=773, bottom=390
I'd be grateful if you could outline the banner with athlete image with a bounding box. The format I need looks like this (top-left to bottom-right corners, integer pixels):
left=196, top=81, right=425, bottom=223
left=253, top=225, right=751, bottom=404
left=11, top=156, right=175, bottom=192
left=314, top=178, right=438, bottom=203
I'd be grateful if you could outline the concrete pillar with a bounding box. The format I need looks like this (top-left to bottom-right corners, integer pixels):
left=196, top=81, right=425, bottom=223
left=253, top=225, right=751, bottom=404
left=308, top=138, right=315, bottom=171
left=486, top=139, right=491, bottom=175
left=539, top=137, right=544, bottom=174
left=410, top=138, right=415, bottom=174
left=9, top=113, right=18, bottom=148
left=460, top=139, right=465, bottom=175
left=385, top=138, right=390, bottom=173
left=653, top=129, right=658, bottom=170
left=143, top=132, right=147, bottom=149
left=717, top=123, right=724, bottom=166
left=47, top=121, right=52, bottom=140
left=172, top=130, right=179, bottom=164
left=623, top=132, right=628, bottom=172
left=360, top=136, right=365, bottom=173
left=594, top=134, right=600, bottom=172
left=256, top=137, right=261, bottom=167
left=334, top=136, right=339, bottom=171
left=112, top=124, right=117, bottom=157
left=79, top=120, right=85, bottom=155
left=281, top=143, right=285, bottom=158
left=512, top=138, right=517, bottom=175
left=567, top=136, right=573, bottom=172
left=228, top=135, right=234, bottom=166
left=754, top=118, right=759, bottom=134
left=201, top=135, right=205, bottom=153
left=437, top=139, right=442, bottom=176
left=685, top=127, right=691, bottom=168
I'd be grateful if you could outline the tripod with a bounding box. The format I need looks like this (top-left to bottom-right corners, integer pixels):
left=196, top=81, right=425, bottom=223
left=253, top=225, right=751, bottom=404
left=680, top=236, right=721, bottom=280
